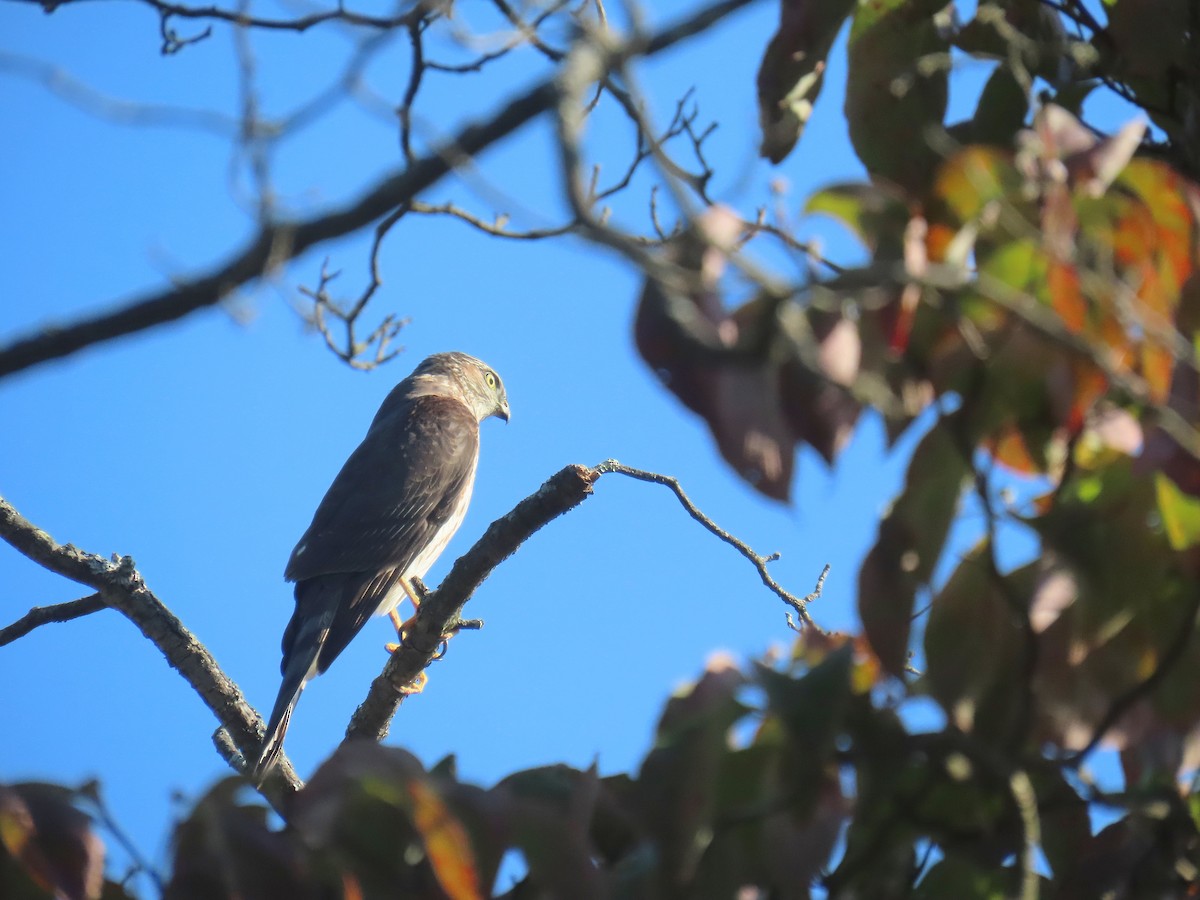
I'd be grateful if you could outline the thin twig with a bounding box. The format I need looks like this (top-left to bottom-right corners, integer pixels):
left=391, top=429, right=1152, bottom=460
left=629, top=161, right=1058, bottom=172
left=78, top=0, right=434, bottom=34
left=593, top=460, right=824, bottom=630
left=408, top=200, right=576, bottom=240
left=0, top=593, right=107, bottom=647
left=1009, top=769, right=1041, bottom=900
left=79, top=780, right=166, bottom=893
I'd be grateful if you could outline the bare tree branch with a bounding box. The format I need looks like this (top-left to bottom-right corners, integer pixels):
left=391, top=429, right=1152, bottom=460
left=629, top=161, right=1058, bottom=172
left=0, top=593, right=107, bottom=647
left=0, top=0, right=759, bottom=381
left=0, top=51, right=238, bottom=135
left=346, top=457, right=825, bottom=743
left=0, top=494, right=302, bottom=806
left=32, top=0, right=435, bottom=34
left=345, top=463, right=602, bottom=742
left=3, top=453, right=824, bottom=809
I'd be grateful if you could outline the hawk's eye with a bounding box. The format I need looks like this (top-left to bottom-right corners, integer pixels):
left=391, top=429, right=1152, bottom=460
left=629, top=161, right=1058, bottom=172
left=485, top=372, right=497, bottom=389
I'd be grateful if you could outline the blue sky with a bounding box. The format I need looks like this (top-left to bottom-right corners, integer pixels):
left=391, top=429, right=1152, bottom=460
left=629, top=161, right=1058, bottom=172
left=0, top=0, right=1129, bottom=889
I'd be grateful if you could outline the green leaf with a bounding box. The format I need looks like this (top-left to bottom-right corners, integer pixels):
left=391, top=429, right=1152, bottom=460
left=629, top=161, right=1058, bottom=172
left=757, top=648, right=852, bottom=803
left=935, top=146, right=1024, bottom=227
left=859, top=417, right=971, bottom=675
left=971, top=64, right=1030, bottom=146
left=923, top=541, right=1025, bottom=741
left=804, top=182, right=910, bottom=257
left=845, top=0, right=951, bottom=193
left=1155, top=472, right=1200, bottom=550
left=914, top=856, right=1021, bottom=898
left=636, top=656, right=747, bottom=890
left=757, top=646, right=852, bottom=760
left=1028, top=763, right=1092, bottom=881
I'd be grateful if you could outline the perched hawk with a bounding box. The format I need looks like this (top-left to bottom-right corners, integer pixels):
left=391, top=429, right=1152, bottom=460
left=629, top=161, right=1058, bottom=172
left=254, top=351, right=510, bottom=778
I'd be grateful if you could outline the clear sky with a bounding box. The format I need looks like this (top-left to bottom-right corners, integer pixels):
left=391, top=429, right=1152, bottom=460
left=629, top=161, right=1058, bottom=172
left=0, top=0, right=1126, bottom=890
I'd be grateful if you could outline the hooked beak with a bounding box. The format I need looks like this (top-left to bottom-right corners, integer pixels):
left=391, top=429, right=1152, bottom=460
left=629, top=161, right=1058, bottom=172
left=497, top=400, right=511, bottom=423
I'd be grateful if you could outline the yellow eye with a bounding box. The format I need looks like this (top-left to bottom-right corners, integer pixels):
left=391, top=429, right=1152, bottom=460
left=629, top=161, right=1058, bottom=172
left=485, top=372, right=497, bottom=389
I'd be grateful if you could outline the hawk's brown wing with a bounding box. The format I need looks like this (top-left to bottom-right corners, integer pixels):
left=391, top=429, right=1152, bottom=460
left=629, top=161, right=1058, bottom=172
left=285, top=394, right=479, bottom=581
left=281, top=393, right=479, bottom=675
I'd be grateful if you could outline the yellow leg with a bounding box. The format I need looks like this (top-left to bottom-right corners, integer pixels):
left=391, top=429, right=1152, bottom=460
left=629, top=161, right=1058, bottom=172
left=381, top=578, right=442, bottom=697
left=384, top=576, right=428, bottom=652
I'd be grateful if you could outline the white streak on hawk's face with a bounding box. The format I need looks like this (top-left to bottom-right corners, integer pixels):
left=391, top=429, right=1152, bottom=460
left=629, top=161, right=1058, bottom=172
left=410, top=351, right=511, bottom=424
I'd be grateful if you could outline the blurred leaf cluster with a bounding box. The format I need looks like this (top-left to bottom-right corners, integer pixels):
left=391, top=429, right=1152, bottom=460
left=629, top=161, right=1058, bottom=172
left=630, top=0, right=1200, bottom=893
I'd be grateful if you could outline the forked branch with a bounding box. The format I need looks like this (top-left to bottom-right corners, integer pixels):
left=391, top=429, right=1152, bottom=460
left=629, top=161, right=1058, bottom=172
left=3, top=458, right=824, bottom=812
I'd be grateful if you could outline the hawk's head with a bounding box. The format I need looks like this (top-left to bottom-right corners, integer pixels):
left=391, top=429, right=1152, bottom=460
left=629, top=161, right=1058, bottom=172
left=414, top=351, right=511, bottom=424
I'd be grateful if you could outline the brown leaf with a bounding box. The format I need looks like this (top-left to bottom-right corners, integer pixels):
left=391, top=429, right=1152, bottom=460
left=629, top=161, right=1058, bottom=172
left=713, top=355, right=797, bottom=500
left=0, top=783, right=104, bottom=900
left=407, top=780, right=482, bottom=900
left=166, top=778, right=322, bottom=900
left=1019, top=104, right=1146, bottom=199
left=1104, top=0, right=1190, bottom=86
left=634, top=208, right=861, bottom=500
left=490, top=765, right=606, bottom=900
left=635, top=654, right=747, bottom=890
left=295, top=742, right=500, bottom=899
left=1055, top=813, right=1195, bottom=899
left=1136, top=274, right=1200, bottom=496
left=756, top=0, right=858, bottom=164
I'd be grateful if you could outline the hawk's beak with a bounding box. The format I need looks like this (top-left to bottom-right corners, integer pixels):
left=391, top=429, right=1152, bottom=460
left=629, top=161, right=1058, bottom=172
left=498, top=401, right=511, bottom=423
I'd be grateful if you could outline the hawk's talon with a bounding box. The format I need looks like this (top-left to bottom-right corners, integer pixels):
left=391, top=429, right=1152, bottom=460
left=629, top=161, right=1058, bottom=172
left=399, top=671, right=428, bottom=695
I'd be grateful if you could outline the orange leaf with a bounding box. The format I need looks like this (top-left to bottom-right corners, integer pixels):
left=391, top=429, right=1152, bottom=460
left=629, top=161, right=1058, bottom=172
left=1048, top=260, right=1086, bottom=333
left=1121, top=160, right=1198, bottom=289
left=408, top=780, right=482, bottom=900
left=1140, top=343, right=1174, bottom=404
left=987, top=425, right=1041, bottom=474
left=1067, top=361, right=1109, bottom=433
left=925, top=221, right=956, bottom=263
left=1112, top=200, right=1158, bottom=268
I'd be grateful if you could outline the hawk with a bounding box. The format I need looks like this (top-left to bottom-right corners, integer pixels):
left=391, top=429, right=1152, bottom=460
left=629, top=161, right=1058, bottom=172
left=254, top=351, right=510, bottom=778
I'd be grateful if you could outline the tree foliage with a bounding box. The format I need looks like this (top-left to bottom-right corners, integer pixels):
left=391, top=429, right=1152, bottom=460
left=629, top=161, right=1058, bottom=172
left=5, top=0, right=1200, bottom=896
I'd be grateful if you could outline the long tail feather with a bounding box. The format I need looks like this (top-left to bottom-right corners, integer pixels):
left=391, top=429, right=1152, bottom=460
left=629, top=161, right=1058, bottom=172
left=252, top=658, right=309, bottom=782
left=252, top=594, right=333, bottom=781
